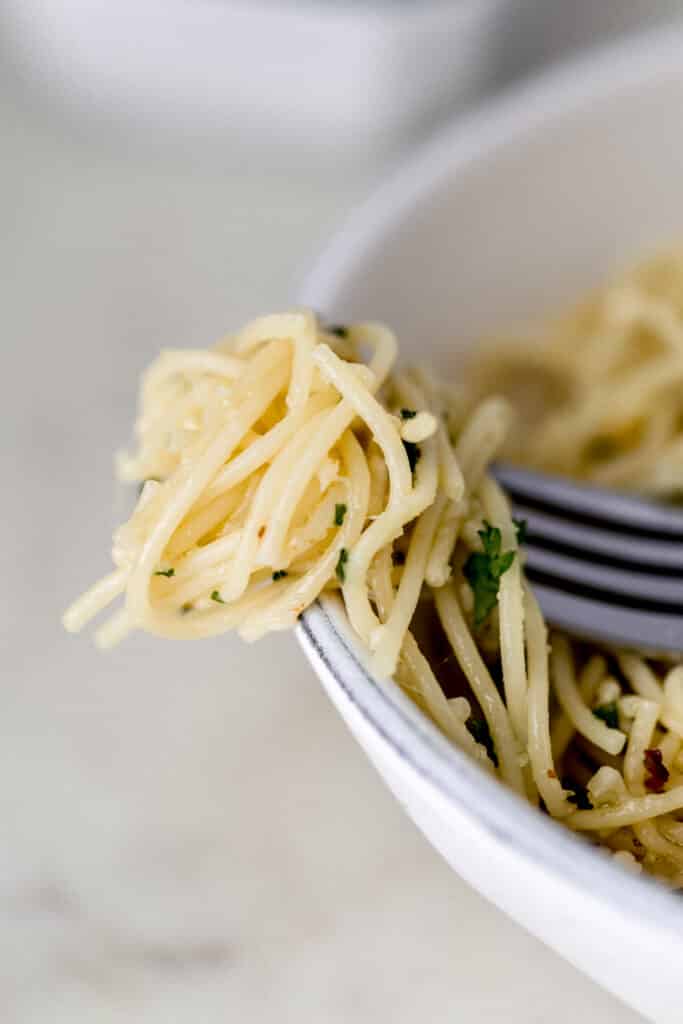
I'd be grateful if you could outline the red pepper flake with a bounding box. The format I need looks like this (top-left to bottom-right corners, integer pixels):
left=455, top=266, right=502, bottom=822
left=547, top=769, right=557, bottom=779
left=643, top=748, right=669, bottom=793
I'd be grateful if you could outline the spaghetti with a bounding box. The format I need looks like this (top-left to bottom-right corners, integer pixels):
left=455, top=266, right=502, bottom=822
left=64, top=252, right=683, bottom=887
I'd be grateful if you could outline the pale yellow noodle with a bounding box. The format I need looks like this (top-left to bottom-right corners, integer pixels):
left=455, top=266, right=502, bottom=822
left=569, top=787, right=683, bottom=831
left=425, top=500, right=464, bottom=588
left=479, top=476, right=528, bottom=748
left=617, top=653, right=664, bottom=702
left=371, top=493, right=446, bottom=679
left=200, top=392, right=335, bottom=507
left=550, top=654, right=607, bottom=761
left=524, top=587, right=571, bottom=818
left=239, top=431, right=369, bottom=639
left=222, top=404, right=341, bottom=601
left=258, top=400, right=358, bottom=567
left=623, top=699, right=660, bottom=793
left=64, top=274, right=683, bottom=877
left=165, top=479, right=250, bottom=558
left=434, top=583, right=525, bottom=796
left=127, top=351, right=290, bottom=625
left=63, top=569, right=128, bottom=634
left=551, top=636, right=627, bottom=757
left=370, top=547, right=485, bottom=762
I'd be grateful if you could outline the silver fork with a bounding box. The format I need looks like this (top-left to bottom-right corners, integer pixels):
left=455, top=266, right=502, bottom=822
left=491, top=464, right=683, bottom=655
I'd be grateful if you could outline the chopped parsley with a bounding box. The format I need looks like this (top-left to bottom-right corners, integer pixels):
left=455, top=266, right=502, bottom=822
left=272, top=570, right=288, bottom=581
left=400, top=408, right=417, bottom=420
left=513, top=517, right=528, bottom=545
left=211, top=590, right=225, bottom=603
left=593, top=701, right=619, bottom=730
left=328, top=324, right=348, bottom=338
left=335, top=548, right=349, bottom=583
left=403, top=440, right=421, bottom=474
left=564, top=780, right=593, bottom=810
left=154, top=567, right=175, bottom=578
left=466, top=715, right=498, bottom=766
left=392, top=549, right=406, bottom=567
left=644, top=748, right=669, bottom=793
left=463, top=521, right=515, bottom=626
left=334, top=503, right=347, bottom=527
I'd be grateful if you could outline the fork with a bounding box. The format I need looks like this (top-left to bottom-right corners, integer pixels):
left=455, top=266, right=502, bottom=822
left=491, top=464, right=683, bottom=655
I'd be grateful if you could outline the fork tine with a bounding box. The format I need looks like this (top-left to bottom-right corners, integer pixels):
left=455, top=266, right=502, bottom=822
left=522, top=544, right=683, bottom=606
left=493, top=464, right=683, bottom=536
left=512, top=503, right=683, bottom=570
left=531, top=583, right=683, bottom=654
left=491, top=463, right=683, bottom=654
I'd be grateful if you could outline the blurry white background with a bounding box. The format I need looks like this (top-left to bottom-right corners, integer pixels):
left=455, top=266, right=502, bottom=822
left=3, top=2, right=681, bottom=1020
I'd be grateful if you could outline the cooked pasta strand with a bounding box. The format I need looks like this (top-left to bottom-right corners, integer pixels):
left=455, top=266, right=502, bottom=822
left=64, top=256, right=683, bottom=881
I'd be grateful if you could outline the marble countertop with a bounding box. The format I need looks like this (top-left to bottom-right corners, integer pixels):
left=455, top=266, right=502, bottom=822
left=2, top=62, right=645, bottom=1024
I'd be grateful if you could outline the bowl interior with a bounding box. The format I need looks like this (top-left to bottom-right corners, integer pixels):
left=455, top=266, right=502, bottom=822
left=304, top=34, right=683, bottom=371
left=298, top=25, right=683, bottom=940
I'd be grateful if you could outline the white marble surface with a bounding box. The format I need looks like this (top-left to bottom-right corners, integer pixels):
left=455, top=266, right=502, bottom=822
left=2, top=62, right=646, bottom=1024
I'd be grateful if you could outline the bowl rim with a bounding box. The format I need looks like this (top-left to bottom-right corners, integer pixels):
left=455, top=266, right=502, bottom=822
left=297, top=22, right=683, bottom=936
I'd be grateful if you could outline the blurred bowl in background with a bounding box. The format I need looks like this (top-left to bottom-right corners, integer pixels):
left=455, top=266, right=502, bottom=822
left=0, top=0, right=528, bottom=163
left=0, top=0, right=521, bottom=165
left=3, top=0, right=682, bottom=166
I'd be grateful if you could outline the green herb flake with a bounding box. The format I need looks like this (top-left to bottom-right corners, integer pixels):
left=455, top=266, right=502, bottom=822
left=593, top=701, right=619, bottom=730
left=335, top=548, right=349, bottom=583
left=180, top=602, right=193, bottom=615
left=334, top=503, right=347, bottom=527
left=328, top=325, right=348, bottom=338
left=400, top=408, right=417, bottom=420
left=466, top=715, right=498, bottom=766
left=463, top=521, right=515, bottom=626
left=513, top=518, right=528, bottom=545
left=154, top=567, right=175, bottom=578
left=211, top=590, right=225, bottom=603
left=272, top=570, right=288, bottom=581
left=403, top=440, right=421, bottom=474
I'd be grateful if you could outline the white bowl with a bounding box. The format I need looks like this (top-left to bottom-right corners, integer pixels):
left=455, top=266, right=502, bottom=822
left=297, top=25, right=683, bottom=1024
left=0, top=0, right=515, bottom=164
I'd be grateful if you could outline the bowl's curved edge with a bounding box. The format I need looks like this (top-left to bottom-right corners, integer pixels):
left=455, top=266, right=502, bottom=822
left=297, top=20, right=683, bottom=318
left=295, top=19, right=683, bottom=944
left=297, top=597, right=683, bottom=939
